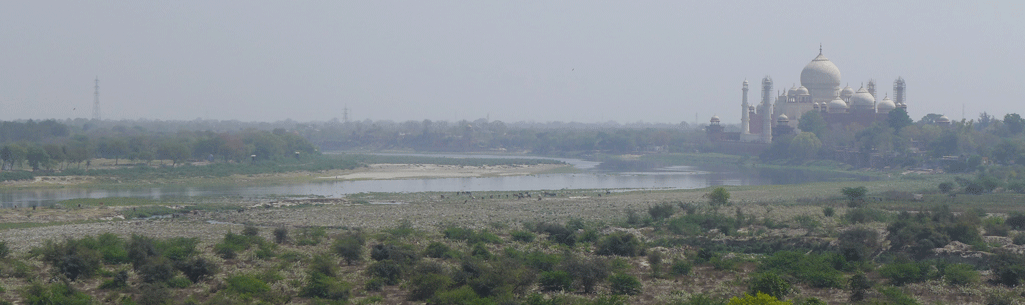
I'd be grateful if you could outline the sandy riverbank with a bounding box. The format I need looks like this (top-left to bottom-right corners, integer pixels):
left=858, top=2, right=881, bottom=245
left=319, top=163, right=564, bottom=180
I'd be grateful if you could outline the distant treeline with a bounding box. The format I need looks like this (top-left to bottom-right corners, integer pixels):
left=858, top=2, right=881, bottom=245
left=0, top=119, right=318, bottom=172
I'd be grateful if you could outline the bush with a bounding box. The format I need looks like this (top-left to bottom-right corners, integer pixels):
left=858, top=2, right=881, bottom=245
left=1007, top=212, right=1025, bottom=230
left=748, top=273, right=791, bottom=300
left=273, top=227, right=289, bottom=244
left=366, top=260, right=404, bottom=285
left=227, top=274, right=270, bottom=296
left=538, top=271, right=573, bottom=292
left=333, top=233, right=365, bottom=265
left=708, top=187, right=730, bottom=207
left=34, top=238, right=102, bottom=281
left=364, top=277, right=385, bottom=292
left=561, top=256, right=609, bottom=294
left=99, top=270, right=130, bottom=290
left=424, top=242, right=458, bottom=259
left=370, top=243, right=419, bottom=264
left=844, top=207, right=889, bottom=224
left=409, top=273, right=451, bottom=301
left=758, top=251, right=844, bottom=288
left=942, top=263, right=979, bottom=286
left=879, top=259, right=934, bottom=286
left=532, top=223, right=576, bottom=246
left=670, top=258, right=693, bottom=276
left=138, top=257, right=175, bottom=283
left=841, top=186, right=868, bottom=207
left=609, top=273, right=642, bottom=295
left=177, top=257, right=217, bottom=283
left=167, top=276, right=191, bottom=288
left=648, top=202, right=676, bottom=221
left=525, top=251, right=562, bottom=272
left=848, top=272, right=872, bottom=302
left=1013, top=233, right=1025, bottom=245
left=595, top=232, right=643, bottom=257
left=938, top=182, right=954, bottom=194
left=242, top=225, right=260, bottom=237
left=511, top=230, right=536, bottom=243
left=300, top=272, right=351, bottom=301
left=296, top=227, right=327, bottom=246
left=22, top=282, right=93, bottom=305
left=822, top=207, right=834, bottom=217
left=727, top=293, right=789, bottom=305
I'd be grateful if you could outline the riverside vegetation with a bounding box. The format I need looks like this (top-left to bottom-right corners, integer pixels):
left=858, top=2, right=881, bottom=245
left=2, top=177, right=1025, bottom=304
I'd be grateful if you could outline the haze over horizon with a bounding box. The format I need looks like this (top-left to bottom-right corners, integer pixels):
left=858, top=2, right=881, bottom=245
left=1, top=1, right=1022, bottom=124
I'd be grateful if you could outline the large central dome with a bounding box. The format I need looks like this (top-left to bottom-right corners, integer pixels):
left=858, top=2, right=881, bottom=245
left=800, top=52, right=842, bottom=88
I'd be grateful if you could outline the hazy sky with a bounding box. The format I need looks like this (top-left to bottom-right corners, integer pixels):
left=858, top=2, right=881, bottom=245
left=2, top=1, right=1023, bottom=124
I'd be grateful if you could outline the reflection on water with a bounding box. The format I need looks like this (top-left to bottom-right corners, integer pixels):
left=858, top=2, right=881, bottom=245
left=0, top=155, right=872, bottom=208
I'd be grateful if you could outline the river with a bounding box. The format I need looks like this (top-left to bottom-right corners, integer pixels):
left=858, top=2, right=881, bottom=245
left=0, top=154, right=871, bottom=207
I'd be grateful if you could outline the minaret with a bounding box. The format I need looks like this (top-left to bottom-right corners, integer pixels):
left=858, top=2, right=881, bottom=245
left=761, top=76, right=773, bottom=143
left=741, top=79, right=750, bottom=134
left=92, top=77, right=101, bottom=120
left=893, top=77, right=906, bottom=106
left=866, top=79, right=877, bottom=101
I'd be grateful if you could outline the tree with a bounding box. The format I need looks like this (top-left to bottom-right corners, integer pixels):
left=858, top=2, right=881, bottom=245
left=798, top=110, right=828, bottom=139
left=25, top=146, right=50, bottom=171
left=920, top=113, right=944, bottom=124
left=1005, top=113, right=1025, bottom=134
left=888, top=108, right=913, bottom=131
left=708, top=187, right=730, bottom=207
left=788, top=132, right=822, bottom=161
left=841, top=186, right=868, bottom=207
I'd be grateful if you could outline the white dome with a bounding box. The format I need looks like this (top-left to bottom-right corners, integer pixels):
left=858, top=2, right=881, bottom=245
left=877, top=97, right=896, bottom=112
left=801, top=52, right=842, bottom=89
left=936, top=115, right=950, bottom=123
left=796, top=86, right=810, bottom=95
left=710, top=115, right=720, bottom=123
left=841, top=85, right=855, bottom=97
left=827, top=97, right=848, bottom=113
left=850, top=87, right=875, bottom=109
left=787, top=85, right=798, bottom=97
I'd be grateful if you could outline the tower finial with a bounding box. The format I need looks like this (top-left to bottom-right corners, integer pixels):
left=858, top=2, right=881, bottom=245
left=819, top=44, right=822, bottom=54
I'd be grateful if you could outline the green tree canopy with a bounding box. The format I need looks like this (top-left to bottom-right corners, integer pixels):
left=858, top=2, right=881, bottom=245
left=797, top=110, right=828, bottom=139
left=1005, top=113, right=1024, bottom=134
left=708, top=187, right=730, bottom=207
left=788, top=132, right=822, bottom=161
left=887, top=108, right=913, bottom=131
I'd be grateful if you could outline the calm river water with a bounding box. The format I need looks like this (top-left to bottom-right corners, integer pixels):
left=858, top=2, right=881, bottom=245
left=0, top=154, right=870, bottom=207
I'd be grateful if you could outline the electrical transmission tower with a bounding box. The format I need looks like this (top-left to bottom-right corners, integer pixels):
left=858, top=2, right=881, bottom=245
left=92, top=77, right=101, bottom=120
left=343, top=105, right=350, bottom=123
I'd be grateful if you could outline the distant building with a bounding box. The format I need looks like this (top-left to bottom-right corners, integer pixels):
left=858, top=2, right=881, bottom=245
left=714, top=46, right=909, bottom=144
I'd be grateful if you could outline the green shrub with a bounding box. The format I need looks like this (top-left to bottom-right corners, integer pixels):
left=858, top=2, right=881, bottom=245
left=983, top=217, right=1010, bottom=236
left=409, top=273, right=451, bottom=300
left=848, top=272, right=872, bottom=302
left=242, top=225, right=260, bottom=237
left=838, top=227, right=880, bottom=262
left=531, top=223, right=576, bottom=246
left=510, top=230, right=536, bottom=243
left=648, top=202, right=676, bottom=221
left=1013, top=233, right=1025, bottom=245
left=758, top=251, right=845, bottom=288
left=424, top=242, right=457, bottom=259
left=538, top=271, right=573, bottom=292
left=667, top=212, right=739, bottom=236
left=609, top=273, right=642, bottom=295
left=366, top=260, right=404, bottom=285
left=1007, top=212, right=1025, bottom=230
left=138, top=257, right=175, bottom=283
left=844, top=207, right=889, bottom=224
left=364, top=277, right=385, bottom=292
left=823, top=207, right=834, bottom=217
left=177, top=257, right=217, bottom=283
left=370, top=243, right=419, bottom=264
left=748, top=272, right=791, bottom=300
left=727, top=293, right=788, bottom=305
left=877, top=286, right=921, bottom=305
left=879, top=259, right=934, bottom=286
left=228, top=274, right=270, bottom=296
left=433, top=285, right=486, bottom=305
left=22, top=281, right=93, bottom=305
left=296, top=227, right=328, bottom=246
left=470, top=243, right=492, bottom=260
left=34, top=238, right=102, bottom=281
left=333, top=233, right=365, bottom=265
left=561, top=256, right=609, bottom=294
left=595, top=232, right=643, bottom=257
left=942, top=263, right=979, bottom=286
left=167, top=276, right=191, bottom=288
left=300, top=272, right=351, bottom=301
left=95, top=233, right=129, bottom=264
left=525, top=252, right=562, bottom=272
left=99, top=270, right=130, bottom=290
left=308, top=254, right=338, bottom=277
left=670, top=258, right=693, bottom=276
left=273, top=227, right=289, bottom=244
left=990, top=250, right=1025, bottom=286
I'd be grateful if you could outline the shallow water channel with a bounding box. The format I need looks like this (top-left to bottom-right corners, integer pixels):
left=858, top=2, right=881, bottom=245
left=0, top=154, right=872, bottom=208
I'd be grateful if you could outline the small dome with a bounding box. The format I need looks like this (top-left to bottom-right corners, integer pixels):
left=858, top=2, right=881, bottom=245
left=777, top=114, right=789, bottom=122
left=936, top=115, right=951, bottom=124
left=877, top=97, right=896, bottom=112
left=896, top=102, right=907, bottom=109
left=841, top=85, right=855, bottom=96
left=850, top=87, right=876, bottom=109
left=787, top=85, right=798, bottom=97
left=710, top=115, right=720, bottom=123
left=827, top=97, right=848, bottom=113
left=796, top=86, right=810, bottom=95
